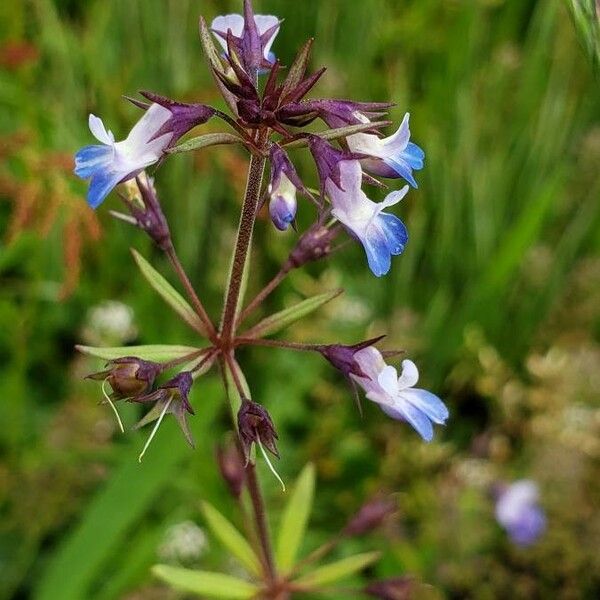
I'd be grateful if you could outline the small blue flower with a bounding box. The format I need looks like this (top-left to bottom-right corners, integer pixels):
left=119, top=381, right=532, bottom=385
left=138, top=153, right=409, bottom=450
left=326, top=160, right=409, bottom=277
left=350, top=347, right=449, bottom=442
left=74, top=104, right=173, bottom=209
left=347, top=113, right=424, bottom=188
left=495, top=480, right=546, bottom=547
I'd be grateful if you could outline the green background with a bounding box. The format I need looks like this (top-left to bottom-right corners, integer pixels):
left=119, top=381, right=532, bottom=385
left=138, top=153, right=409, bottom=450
left=1, top=0, right=599, bottom=598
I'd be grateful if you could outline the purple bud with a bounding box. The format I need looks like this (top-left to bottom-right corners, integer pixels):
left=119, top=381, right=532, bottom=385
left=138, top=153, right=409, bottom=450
left=343, top=496, right=396, bottom=536
left=134, top=91, right=215, bottom=148
left=285, top=223, right=339, bottom=269
left=237, top=398, right=279, bottom=460
left=306, top=99, right=393, bottom=129
left=216, top=442, right=246, bottom=498
left=86, top=356, right=161, bottom=400
left=364, top=577, right=415, bottom=600
left=135, top=372, right=196, bottom=447
left=307, top=135, right=364, bottom=193
left=319, top=336, right=386, bottom=379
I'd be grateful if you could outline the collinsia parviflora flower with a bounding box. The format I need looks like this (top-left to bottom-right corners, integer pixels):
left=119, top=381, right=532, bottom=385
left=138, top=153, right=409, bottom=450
left=74, top=1, right=447, bottom=595
left=495, top=480, right=546, bottom=547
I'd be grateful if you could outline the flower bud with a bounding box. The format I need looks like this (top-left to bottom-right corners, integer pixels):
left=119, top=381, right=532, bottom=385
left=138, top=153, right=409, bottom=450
left=318, top=336, right=386, bottom=379
left=216, top=442, right=246, bottom=498
left=343, top=497, right=396, bottom=536
left=237, top=398, right=279, bottom=460
left=87, top=356, right=161, bottom=400
left=285, top=223, right=339, bottom=269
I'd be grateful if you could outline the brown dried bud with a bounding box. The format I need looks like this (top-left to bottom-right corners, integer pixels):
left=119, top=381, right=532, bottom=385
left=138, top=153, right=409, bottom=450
left=237, top=398, right=279, bottom=460
left=86, top=357, right=161, bottom=400
left=344, top=497, right=396, bottom=536
left=286, top=223, right=339, bottom=270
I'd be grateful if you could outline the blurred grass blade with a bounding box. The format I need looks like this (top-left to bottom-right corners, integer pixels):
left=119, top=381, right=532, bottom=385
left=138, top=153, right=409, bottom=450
left=200, top=501, right=261, bottom=577
left=275, top=463, right=315, bottom=573
left=167, top=132, right=242, bottom=154
left=131, top=249, right=207, bottom=335
left=36, top=381, right=221, bottom=600
left=76, top=344, right=201, bottom=362
left=244, top=290, right=342, bottom=339
left=567, top=0, right=600, bottom=68
left=152, top=565, right=259, bottom=599
left=294, top=551, right=381, bottom=588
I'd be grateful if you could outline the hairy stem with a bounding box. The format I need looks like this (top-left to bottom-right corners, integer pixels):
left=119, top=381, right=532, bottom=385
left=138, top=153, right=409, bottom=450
left=237, top=267, right=290, bottom=326
left=165, top=245, right=217, bottom=341
left=220, top=146, right=267, bottom=343
left=235, top=337, right=322, bottom=352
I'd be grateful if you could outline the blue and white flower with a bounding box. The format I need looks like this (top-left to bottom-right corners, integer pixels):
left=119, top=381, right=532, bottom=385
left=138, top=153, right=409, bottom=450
left=74, top=104, right=173, bottom=209
left=351, top=346, right=449, bottom=442
left=347, top=113, right=425, bottom=188
left=269, top=174, right=298, bottom=231
left=326, top=160, right=409, bottom=277
left=495, top=480, right=546, bottom=547
left=211, top=13, right=280, bottom=65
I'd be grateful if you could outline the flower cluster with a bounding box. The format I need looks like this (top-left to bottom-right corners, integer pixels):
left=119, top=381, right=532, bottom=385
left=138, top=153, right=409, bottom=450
left=75, top=0, right=446, bottom=465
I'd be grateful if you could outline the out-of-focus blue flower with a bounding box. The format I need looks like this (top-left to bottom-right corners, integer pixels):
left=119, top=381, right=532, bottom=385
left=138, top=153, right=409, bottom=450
left=74, top=104, right=173, bottom=208
left=347, top=113, right=424, bottom=188
left=495, top=480, right=546, bottom=547
left=326, top=160, right=408, bottom=277
left=351, top=346, right=449, bottom=442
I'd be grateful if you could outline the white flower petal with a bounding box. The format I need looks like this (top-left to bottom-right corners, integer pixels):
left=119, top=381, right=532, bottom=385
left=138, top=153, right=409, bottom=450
left=381, top=113, right=410, bottom=153
left=397, top=359, right=419, bottom=388
left=89, top=114, right=114, bottom=145
left=254, top=15, right=280, bottom=57
left=377, top=365, right=399, bottom=397
left=211, top=14, right=244, bottom=52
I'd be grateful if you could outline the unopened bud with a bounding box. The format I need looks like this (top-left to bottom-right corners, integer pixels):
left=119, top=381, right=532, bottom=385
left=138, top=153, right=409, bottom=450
left=237, top=398, right=279, bottom=460
left=286, top=223, right=338, bottom=270
left=319, top=336, right=386, bottom=379
left=87, top=356, right=161, bottom=400
left=216, top=442, right=246, bottom=498
left=344, top=497, right=396, bottom=536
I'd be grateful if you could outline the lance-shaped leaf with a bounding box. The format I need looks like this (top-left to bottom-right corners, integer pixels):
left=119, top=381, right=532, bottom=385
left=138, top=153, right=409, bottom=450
left=201, top=502, right=261, bottom=577
left=283, top=121, right=391, bottom=149
left=276, top=463, right=315, bottom=573
left=167, top=132, right=243, bottom=154
left=199, top=16, right=238, bottom=115
left=76, top=344, right=201, bottom=363
left=131, top=249, right=207, bottom=335
left=152, top=565, right=258, bottom=599
left=280, top=38, right=314, bottom=101
left=294, top=551, right=381, bottom=588
left=243, top=289, right=343, bottom=339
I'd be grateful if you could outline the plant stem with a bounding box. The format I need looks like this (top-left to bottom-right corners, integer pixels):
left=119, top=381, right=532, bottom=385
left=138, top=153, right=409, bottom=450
left=237, top=267, right=290, bottom=326
left=220, top=145, right=267, bottom=344
left=235, top=337, right=322, bottom=352
left=165, top=245, right=217, bottom=341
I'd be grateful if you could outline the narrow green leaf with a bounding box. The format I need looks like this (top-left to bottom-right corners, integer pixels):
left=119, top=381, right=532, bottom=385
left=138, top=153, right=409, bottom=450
left=198, top=16, right=238, bottom=114
left=275, top=463, right=316, bottom=572
left=167, top=132, right=242, bottom=154
left=280, top=38, right=314, bottom=100
left=294, top=551, right=381, bottom=588
left=131, top=249, right=207, bottom=335
left=283, top=122, right=391, bottom=148
left=152, top=565, right=258, bottom=599
left=36, top=381, right=222, bottom=600
left=244, top=290, right=342, bottom=339
left=76, top=344, right=201, bottom=362
left=201, top=502, right=261, bottom=577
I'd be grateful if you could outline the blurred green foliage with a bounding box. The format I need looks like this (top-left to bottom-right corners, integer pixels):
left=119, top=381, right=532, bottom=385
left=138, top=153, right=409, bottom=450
left=1, top=0, right=599, bottom=598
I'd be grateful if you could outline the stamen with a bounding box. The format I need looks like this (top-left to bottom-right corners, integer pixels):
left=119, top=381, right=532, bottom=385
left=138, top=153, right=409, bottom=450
left=138, top=397, right=172, bottom=463
left=102, top=378, right=125, bottom=433
left=257, top=435, right=285, bottom=492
